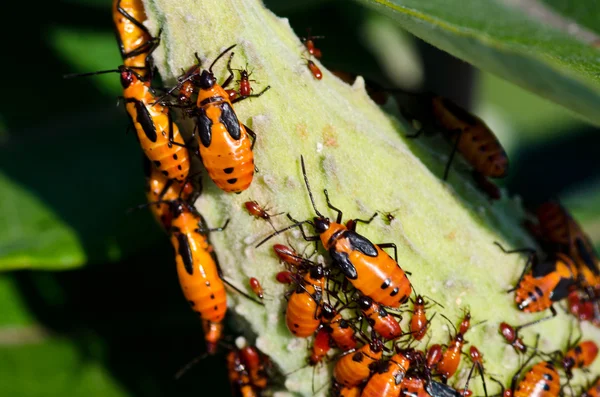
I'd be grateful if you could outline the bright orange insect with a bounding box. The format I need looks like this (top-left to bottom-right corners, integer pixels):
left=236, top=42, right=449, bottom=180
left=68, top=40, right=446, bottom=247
left=320, top=303, right=358, bottom=351
left=333, top=384, right=362, bottom=397
left=560, top=340, right=598, bottom=378
left=437, top=311, right=472, bottom=382
left=170, top=45, right=269, bottom=193
left=258, top=156, right=412, bottom=308
left=143, top=159, right=197, bottom=229
left=357, top=295, right=402, bottom=339
left=409, top=295, right=434, bottom=341
left=361, top=350, right=414, bottom=397
left=306, top=60, right=323, bottom=80
left=399, top=373, right=429, bottom=397
left=512, top=361, right=560, bottom=397
left=239, top=345, right=269, bottom=391
left=583, top=377, right=600, bottom=397
left=286, top=265, right=325, bottom=337
left=112, top=0, right=157, bottom=78
left=169, top=200, right=227, bottom=354
left=273, top=244, right=311, bottom=269
left=248, top=277, right=264, bottom=300
left=333, top=338, right=384, bottom=387
left=309, top=327, right=332, bottom=365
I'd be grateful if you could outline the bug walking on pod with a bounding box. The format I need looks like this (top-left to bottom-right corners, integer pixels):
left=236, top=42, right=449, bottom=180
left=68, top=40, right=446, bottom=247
left=244, top=200, right=283, bottom=230
left=461, top=346, right=488, bottom=397
left=319, top=302, right=358, bottom=351
left=165, top=44, right=270, bottom=193
left=285, top=264, right=326, bottom=337
left=333, top=338, right=384, bottom=387
left=224, top=67, right=258, bottom=101
left=554, top=339, right=599, bottom=379
left=409, top=294, right=441, bottom=341
left=301, top=29, right=324, bottom=59
left=498, top=322, right=528, bottom=354
left=306, top=59, right=323, bottom=80
left=357, top=295, right=403, bottom=340
left=402, top=92, right=509, bottom=181
left=495, top=243, right=579, bottom=328
left=257, top=156, right=412, bottom=309
left=248, top=277, right=265, bottom=300
left=168, top=199, right=229, bottom=354
left=436, top=310, right=472, bottom=382
left=112, top=0, right=158, bottom=78
left=360, top=349, right=416, bottom=397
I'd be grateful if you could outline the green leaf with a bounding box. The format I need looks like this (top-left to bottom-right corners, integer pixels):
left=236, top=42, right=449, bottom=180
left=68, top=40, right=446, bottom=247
left=0, top=110, right=164, bottom=271
left=541, top=0, right=600, bottom=36
left=359, top=0, right=600, bottom=125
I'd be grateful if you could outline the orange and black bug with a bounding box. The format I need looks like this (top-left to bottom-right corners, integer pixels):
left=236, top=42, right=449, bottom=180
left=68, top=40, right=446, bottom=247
left=496, top=243, right=578, bottom=326
left=361, top=350, right=415, bottom=397
left=306, top=59, right=323, bottom=80
left=557, top=339, right=599, bottom=379
left=143, top=158, right=197, bottom=229
left=167, top=45, right=270, bottom=193
left=498, top=322, right=527, bottom=354
left=461, top=346, right=488, bottom=397
left=112, top=0, right=158, bottom=78
left=357, top=295, right=402, bottom=340
left=286, top=264, right=325, bottom=337
left=239, top=345, right=270, bottom=391
left=319, top=302, right=358, bottom=351
left=333, top=338, right=384, bottom=387
left=258, top=156, right=412, bottom=308
left=309, top=327, right=333, bottom=365
left=583, top=377, right=600, bottom=397
left=409, top=295, right=440, bottom=341
left=399, top=371, right=431, bottom=397
left=226, top=350, right=257, bottom=397
left=509, top=361, right=560, bottom=397
left=65, top=64, right=191, bottom=182
left=301, top=29, right=324, bottom=59
left=168, top=200, right=228, bottom=354
left=437, top=310, right=473, bottom=382
left=248, top=277, right=264, bottom=300
left=404, top=93, right=508, bottom=181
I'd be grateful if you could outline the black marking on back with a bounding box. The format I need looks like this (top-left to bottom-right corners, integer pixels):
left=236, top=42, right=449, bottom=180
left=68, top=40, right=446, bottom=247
left=176, top=234, right=194, bottom=275
left=532, top=257, right=558, bottom=278
left=219, top=102, right=241, bottom=140
left=575, top=237, right=600, bottom=274
left=135, top=101, right=158, bottom=142
left=427, top=380, right=462, bottom=397
left=441, top=97, right=478, bottom=126
left=330, top=248, right=357, bottom=279
left=552, top=277, right=576, bottom=301
left=196, top=107, right=213, bottom=147
left=346, top=231, right=378, bottom=257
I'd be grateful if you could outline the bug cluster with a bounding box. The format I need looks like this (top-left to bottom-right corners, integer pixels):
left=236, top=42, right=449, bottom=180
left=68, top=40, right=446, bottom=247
left=66, top=1, right=600, bottom=395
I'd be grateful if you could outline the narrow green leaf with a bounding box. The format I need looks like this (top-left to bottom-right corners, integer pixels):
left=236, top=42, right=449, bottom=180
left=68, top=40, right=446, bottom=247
left=359, top=0, right=600, bottom=125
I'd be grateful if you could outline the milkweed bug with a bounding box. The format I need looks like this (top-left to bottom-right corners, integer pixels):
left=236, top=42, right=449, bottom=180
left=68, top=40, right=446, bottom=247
left=437, top=311, right=472, bottom=382
left=301, top=29, right=324, bottom=59
left=309, top=327, right=333, bottom=366
left=498, top=322, right=527, bottom=354
left=238, top=345, right=270, bottom=391
left=257, top=156, right=412, bottom=308
left=357, top=295, right=402, bottom=340
left=112, top=0, right=158, bottom=78
left=333, top=338, right=384, bottom=387
left=583, top=377, right=600, bottom=397
left=557, top=339, right=599, bottom=379
left=361, top=350, right=415, bottom=397
left=319, top=303, right=358, bottom=351
left=409, top=295, right=441, bottom=341
left=165, top=45, right=270, bottom=193
left=248, top=277, right=264, bottom=300
left=275, top=271, right=294, bottom=284
left=286, top=265, right=326, bottom=337
left=226, top=350, right=257, bottom=397
left=244, top=200, right=282, bottom=230
left=404, top=94, right=508, bottom=181
left=306, top=59, right=323, bottom=80
left=461, top=346, right=488, bottom=397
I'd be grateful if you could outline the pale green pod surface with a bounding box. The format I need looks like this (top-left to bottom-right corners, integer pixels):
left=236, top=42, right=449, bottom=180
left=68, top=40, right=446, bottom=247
left=142, top=0, right=600, bottom=395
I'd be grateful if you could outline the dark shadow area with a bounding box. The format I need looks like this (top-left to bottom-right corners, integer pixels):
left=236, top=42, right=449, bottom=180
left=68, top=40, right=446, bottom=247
left=12, top=241, right=231, bottom=396
left=506, top=125, right=600, bottom=206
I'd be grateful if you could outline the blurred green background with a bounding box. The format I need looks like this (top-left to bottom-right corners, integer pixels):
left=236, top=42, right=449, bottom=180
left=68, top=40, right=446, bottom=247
left=1, top=0, right=599, bottom=396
